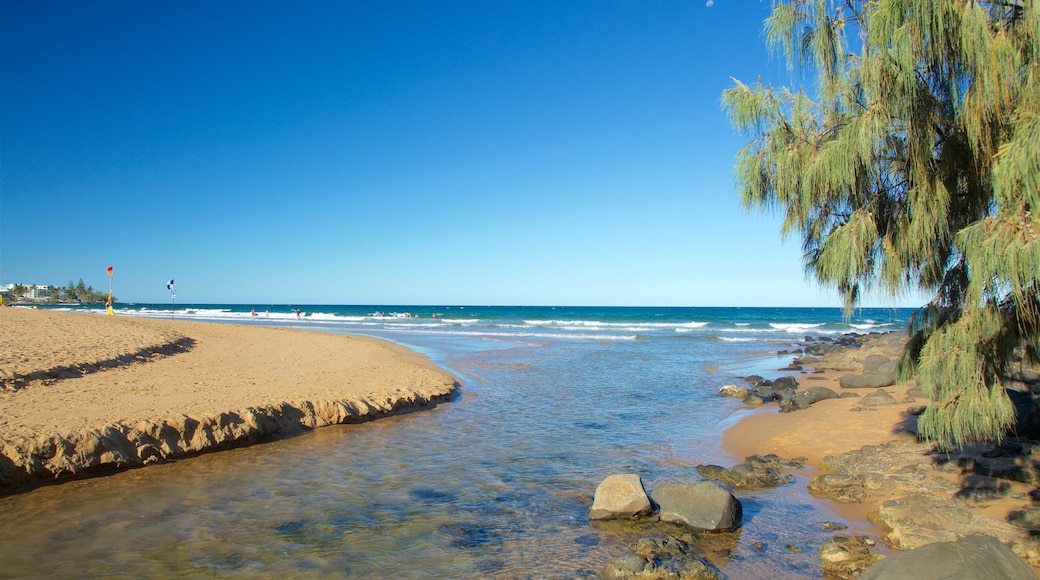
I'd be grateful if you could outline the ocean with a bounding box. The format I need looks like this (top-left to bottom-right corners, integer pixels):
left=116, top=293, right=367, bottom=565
left=0, top=305, right=911, bottom=578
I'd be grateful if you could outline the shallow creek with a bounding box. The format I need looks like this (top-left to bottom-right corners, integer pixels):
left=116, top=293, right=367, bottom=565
left=0, top=330, right=881, bottom=577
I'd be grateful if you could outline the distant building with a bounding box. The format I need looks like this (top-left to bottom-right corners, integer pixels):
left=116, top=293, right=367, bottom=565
left=0, top=283, right=52, bottom=302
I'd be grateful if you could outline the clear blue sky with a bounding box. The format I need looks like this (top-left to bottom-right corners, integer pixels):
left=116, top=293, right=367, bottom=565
left=1, top=1, right=924, bottom=307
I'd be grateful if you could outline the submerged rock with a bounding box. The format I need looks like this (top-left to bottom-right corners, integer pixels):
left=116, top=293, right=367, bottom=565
left=695, top=454, right=802, bottom=489
left=817, top=534, right=882, bottom=579
left=600, top=535, right=723, bottom=580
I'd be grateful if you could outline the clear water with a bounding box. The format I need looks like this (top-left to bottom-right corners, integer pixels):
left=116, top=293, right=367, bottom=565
left=0, top=305, right=910, bottom=578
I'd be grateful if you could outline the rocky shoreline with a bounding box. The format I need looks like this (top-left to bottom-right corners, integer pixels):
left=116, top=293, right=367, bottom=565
left=591, top=331, right=1040, bottom=579
left=0, top=307, right=460, bottom=494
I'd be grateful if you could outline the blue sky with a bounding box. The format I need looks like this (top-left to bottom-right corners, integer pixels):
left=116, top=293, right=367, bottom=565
left=1, top=1, right=925, bottom=307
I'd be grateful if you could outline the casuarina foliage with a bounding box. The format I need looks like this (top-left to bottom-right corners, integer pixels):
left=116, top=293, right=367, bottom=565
left=723, top=0, right=1039, bottom=447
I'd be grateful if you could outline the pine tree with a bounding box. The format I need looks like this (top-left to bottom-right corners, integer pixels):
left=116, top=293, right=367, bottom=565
left=722, top=0, right=1039, bottom=447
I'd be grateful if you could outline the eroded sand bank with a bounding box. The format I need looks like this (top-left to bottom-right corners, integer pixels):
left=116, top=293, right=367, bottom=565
left=0, top=307, right=459, bottom=491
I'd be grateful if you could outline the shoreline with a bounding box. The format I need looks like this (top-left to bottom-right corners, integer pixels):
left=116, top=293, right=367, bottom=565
left=718, top=332, right=1040, bottom=572
left=0, top=307, right=461, bottom=494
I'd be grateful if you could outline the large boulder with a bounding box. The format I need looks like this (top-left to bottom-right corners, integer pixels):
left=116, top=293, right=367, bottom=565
left=590, top=474, right=654, bottom=520
left=858, top=535, right=1035, bottom=580
left=863, top=354, right=891, bottom=374
left=840, top=373, right=895, bottom=389
left=650, top=481, right=742, bottom=532
left=779, top=386, right=840, bottom=413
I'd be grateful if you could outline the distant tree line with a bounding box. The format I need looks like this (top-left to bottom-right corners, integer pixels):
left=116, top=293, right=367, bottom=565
left=5, top=279, right=113, bottom=304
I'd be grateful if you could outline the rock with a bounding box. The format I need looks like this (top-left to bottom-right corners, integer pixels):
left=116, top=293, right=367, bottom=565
left=600, top=553, right=654, bottom=578
left=748, top=383, right=780, bottom=402
left=1006, top=390, right=1040, bottom=440
left=863, top=354, right=891, bottom=374
left=875, top=493, right=1029, bottom=550
left=651, top=482, right=742, bottom=532
left=745, top=453, right=805, bottom=470
left=953, top=475, right=1011, bottom=502
left=858, top=535, right=1036, bottom=580
left=778, top=386, right=839, bottom=413
left=772, top=376, right=799, bottom=391
left=741, top=394, right=764, bottom=406
left=907, top=404, right=927, bottom=415
left=718, top=385, right=749, bottom=400
left=861, top=390, right=899, bottom=407
left=840, top=373, right=895, bottom=389
left=600, top=535, right=723, bottom=580
left=877, top=360, right=900, bottom=379
left=808, top=474, right=868, bottom=503
left=590, top=474, right=654, bottom=520
left=818, top=534, right=882, bottom=579
left=695, top=460, right=793, bottom=489
left=1008, top=505, right=1040, bottom=533
left=1005, top=369, right=1040, bottom=394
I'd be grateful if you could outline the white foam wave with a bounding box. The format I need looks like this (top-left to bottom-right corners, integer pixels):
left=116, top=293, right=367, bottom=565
left=523, top=319, right=707, bottom=333
left=850, top=322, right=893, bottom=330
left=769, top=322, right=826, bottom=333
left=389, top=328, right=639, bottom=341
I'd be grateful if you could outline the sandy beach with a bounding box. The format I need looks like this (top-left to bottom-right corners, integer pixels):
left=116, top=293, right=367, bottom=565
left=0, top=307, right=460, bottom=491
left=722, top=369, right=916, bottom=468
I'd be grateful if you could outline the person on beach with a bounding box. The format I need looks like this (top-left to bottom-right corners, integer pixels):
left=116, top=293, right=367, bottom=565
left=294, top=308, right=302, bottom=319
left=250, top=308, right=256, bottom=318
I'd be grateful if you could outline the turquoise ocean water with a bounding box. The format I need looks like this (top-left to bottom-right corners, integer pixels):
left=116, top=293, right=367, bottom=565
left=0, top=305, right=912, bottom=578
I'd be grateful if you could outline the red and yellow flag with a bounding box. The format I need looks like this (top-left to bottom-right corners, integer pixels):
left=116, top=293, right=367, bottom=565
left=107, top=266, right=114, bottom=276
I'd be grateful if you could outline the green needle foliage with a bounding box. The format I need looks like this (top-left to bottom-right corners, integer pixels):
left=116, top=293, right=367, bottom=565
left=723, top=0, right=1039, bottom=448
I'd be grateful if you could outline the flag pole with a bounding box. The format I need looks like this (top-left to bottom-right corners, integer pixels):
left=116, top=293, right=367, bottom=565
left=168, top=278, right=176, bottom=318
left=106, top=266, right=114, bottom=316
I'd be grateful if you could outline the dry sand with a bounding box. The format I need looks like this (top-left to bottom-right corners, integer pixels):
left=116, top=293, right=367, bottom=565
left=0, top=307, right=459, bottom=490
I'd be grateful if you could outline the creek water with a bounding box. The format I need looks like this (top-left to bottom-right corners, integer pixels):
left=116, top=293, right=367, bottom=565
left=0, top=306, right=909, bottom=578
